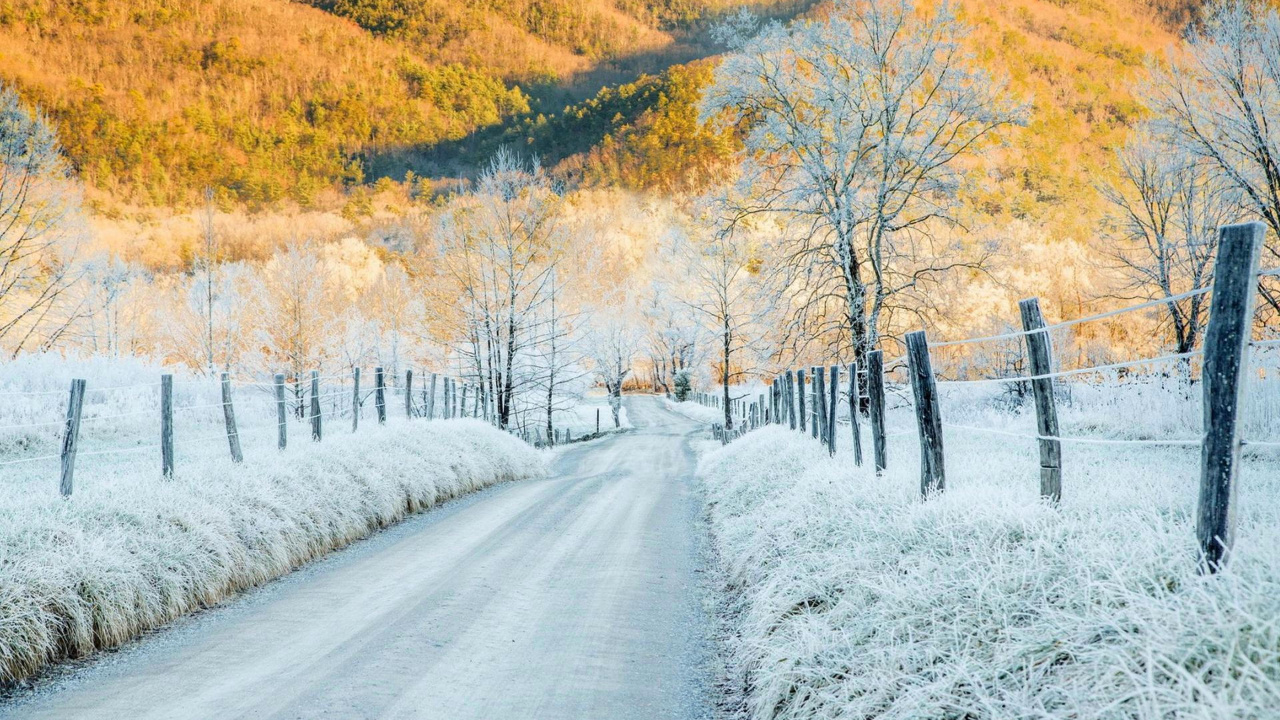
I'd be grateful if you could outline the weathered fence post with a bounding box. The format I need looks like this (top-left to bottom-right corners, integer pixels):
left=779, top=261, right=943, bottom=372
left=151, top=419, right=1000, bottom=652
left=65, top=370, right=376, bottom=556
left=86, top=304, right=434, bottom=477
left=160, top=374, right=174, bottom=478
left=786, top=370, right=796, bottom=430
left=797, top=368, right=806, bottom=433
left=828, top=365, right=839, bottom=455
left=868, top=350, right=887, bottom=472
left=375, top=367, right=386, bottom=424
left=221, top=372, right=244, bottom=463
left=275, top=373, right=287, bottom=449
left=1198, top=221, right=1265, bottom=573
left=811, top=367, right=820, bottom=439
left=405, top=369, right=414, bottom=418
left=815, top=365, right=827, bottom=445
left=1020, top=297, right=1062, bottom=503
left=351, top=367, right=361, bottom=432
left=906, top=331, right=944, bottom=496
left=59, top=378, right=86, bottom=497
left=848, top=363, right=863, bottom=466
left=428, top=373, right=438, bottom=419
left=596, top=408, right=600, bottom=435
left=310, top=370, right=322, bottom=441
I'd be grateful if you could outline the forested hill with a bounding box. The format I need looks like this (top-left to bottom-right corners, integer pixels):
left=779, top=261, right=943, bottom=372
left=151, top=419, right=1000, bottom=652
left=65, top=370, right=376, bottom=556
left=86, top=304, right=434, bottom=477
left=0, top=0, right=800, bottom=208
left=0, top=0, right=1197, bottom=218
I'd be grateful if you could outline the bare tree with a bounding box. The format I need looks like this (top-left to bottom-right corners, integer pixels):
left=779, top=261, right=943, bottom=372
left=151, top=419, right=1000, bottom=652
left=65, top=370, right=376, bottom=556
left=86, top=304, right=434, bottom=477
left=1144, top=0, right=1280, bottom=310
left=1099, top=127, right=1241, bottom=356
left=431, top=149, right=570, bottom=430
left=0, top=82, right=84, bottom=357
left=671, top=220, right=768, bottom=431
left=588, top=313, right=641, bottom=428
left=700, top=0, right=1023, bottom=371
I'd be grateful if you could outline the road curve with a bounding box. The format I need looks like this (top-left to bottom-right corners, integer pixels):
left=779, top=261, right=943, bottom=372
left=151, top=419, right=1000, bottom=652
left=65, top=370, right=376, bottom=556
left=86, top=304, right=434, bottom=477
left=1, top=397, right=713, bottom=720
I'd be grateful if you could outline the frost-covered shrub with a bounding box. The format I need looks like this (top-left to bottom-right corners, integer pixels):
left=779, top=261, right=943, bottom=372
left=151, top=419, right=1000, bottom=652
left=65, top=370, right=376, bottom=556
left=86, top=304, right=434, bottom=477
left=674, top=369, right=692, bottom=401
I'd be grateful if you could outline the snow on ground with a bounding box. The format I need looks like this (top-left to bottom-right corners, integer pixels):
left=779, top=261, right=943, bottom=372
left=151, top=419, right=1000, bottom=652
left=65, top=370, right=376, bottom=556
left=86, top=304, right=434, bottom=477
left=0, top=356, right=546, bottom=684
left=662, top=397, right=723, bottom=425
left=699, top=390, right=1280, bottom=719
left=545, top=393, right=630, bottom=440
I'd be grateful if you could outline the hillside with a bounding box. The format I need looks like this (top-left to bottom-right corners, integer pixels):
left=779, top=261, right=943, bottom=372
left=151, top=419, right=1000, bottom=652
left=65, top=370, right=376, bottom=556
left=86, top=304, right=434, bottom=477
left=0, top=0, right=799, bottom=209
left=0, top=0, right=1195, bottom=232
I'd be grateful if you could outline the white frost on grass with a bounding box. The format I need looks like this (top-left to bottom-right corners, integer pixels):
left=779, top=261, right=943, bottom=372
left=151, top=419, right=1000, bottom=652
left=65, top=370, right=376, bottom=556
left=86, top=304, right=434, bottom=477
left=700, top=424, right=1280, bottom=719
left=0, top=418, right=545, bottom=683
left=662, top=398, right=724, bottom=425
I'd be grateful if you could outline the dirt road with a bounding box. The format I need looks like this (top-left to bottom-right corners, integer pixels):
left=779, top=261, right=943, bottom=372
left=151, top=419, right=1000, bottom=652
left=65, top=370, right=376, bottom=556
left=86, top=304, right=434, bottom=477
left=1, top=397, right=713, bottom=720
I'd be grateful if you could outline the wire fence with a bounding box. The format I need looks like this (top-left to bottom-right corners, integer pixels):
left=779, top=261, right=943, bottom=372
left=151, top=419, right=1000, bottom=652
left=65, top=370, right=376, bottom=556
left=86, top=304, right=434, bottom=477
left=0, top=367, right=493, bottom=492
left=711, top=221, right=1273, bottom=575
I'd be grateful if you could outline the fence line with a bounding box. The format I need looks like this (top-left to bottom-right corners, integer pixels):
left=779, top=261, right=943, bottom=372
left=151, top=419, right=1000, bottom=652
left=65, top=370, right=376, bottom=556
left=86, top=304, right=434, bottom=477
left=713, top=222, right=1269, bottom=575
left=0, top=366, right=504, bottom=494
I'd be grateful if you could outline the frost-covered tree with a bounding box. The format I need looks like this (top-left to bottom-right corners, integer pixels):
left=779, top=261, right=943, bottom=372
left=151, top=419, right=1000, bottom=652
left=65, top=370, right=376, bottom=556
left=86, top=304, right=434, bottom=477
left=0, top=83, right=83, bottom=357
left=1100, top=127, right=1241, bottom=355
left=587, top=312, right=640, bottom=428
left=432, top=149, right=570, bottom=430
left=671, top=221, right=767, bottom=431
left=255, top=242, right=341, bottom=415
left=700, top=0, right=1023, bottom=369
left=1144, top=0, right=1280, bottom=312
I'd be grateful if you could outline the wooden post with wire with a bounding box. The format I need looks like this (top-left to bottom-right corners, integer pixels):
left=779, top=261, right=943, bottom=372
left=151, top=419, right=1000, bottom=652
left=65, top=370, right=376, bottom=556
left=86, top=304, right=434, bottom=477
left=1198, top=221, right=1265, bottom=573
left=309, top=370, right=322, bottom=441
left=814, top=365, right=827, bottom=445
left=868, top=350, right=887, bottom=472
left=221, top=372, right=243, bottom=463
left=828, top=365, right=839, bottom=455
left=375, top=367, right=386, bottom=425
left=810, top=367, right=820, bottom=439
left=161, top=374, right=174, bottom=477
left=428, top=373, right=438, bottom=419
left=906, top=331, right=944, bottom=496
left=405, top=369, right=414, bottom=418
left=797, top=368, right=806, bottom=433
left=275, top=373, right=287, bottom=449
left=351, top=367, right=361, bottom=432
left=848, top=362, right=863, bottom=466
left=1020, top=297, right=1062, bottom=503
left=786, top=369, right=796, bottom=429
left=59, top=378, right=86, bottom=497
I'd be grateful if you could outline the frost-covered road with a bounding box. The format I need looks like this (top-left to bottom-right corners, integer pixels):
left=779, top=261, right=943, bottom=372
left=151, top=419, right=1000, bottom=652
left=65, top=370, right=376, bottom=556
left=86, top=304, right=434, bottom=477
left=1, top=397, right=713, bottom=720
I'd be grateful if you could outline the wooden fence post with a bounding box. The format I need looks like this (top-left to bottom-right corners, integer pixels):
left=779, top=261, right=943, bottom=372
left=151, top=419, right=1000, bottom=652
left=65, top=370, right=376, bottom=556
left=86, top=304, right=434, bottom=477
left=161, top=374, right=174, bottom=477
left=428, top=373, right=438, bottom=419
left=810, top=367, right=820, bottom=439
left=786, top=370, right=796, bottom=430
left=906, top=331, right=944, bottom=496
left=221, top=372, right=244, bottom=463
left=275, top=373, right=287, bottom=449
left=1019, top=297, right=1062, bottom=503
left=351, top=367, right=361, bottom=432
left=596, top=408, right=600, bottom=435
left=310, top=370, right=322, bottom=442
left=815, top=364, right=827, bottom=445
left=1198, top=221, right=1265, bottom=573
left=868, top=350, right=887, bottom=472
left=848, top=363, right=863, bottom=466
left=828, top=365, right=839, bottom=455
left=59, top=378, right=86, bottom=497
left=405, top=369, right=414, bottom=418
left=797, top=368, right=806, bottom=433
left=375, top=367, right=386, bottom=424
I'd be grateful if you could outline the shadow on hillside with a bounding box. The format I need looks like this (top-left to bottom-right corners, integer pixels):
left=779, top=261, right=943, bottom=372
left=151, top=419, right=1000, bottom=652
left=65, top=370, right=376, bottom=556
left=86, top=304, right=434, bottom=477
left=362, top=0, right=819, bottom=183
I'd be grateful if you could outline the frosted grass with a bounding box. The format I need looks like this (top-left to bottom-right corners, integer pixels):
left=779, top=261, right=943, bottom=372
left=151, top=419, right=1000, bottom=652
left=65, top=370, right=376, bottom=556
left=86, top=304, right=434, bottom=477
left=700, top=419, right=1280, bottom=719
